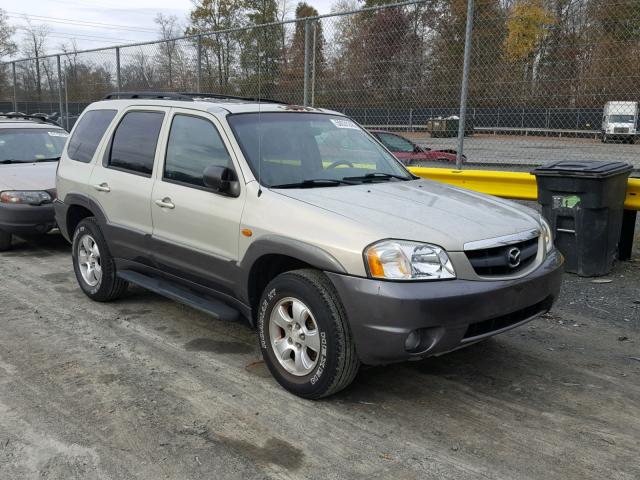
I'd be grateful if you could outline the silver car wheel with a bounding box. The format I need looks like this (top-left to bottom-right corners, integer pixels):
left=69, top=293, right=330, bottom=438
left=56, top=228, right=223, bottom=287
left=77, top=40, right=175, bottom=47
left=269, top=297, right=321, bottom=376
left=77, top=234, right=102, bottom=287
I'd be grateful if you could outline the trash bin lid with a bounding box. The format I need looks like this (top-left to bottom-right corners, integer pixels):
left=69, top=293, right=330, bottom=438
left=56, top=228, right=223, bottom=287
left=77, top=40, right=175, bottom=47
left=532, top=160, right=633, bottom=178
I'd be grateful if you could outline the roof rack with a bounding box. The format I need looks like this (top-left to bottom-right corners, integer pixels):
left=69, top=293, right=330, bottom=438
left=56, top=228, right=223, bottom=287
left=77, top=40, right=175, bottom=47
left=103, top=92, right=194, bottom=101
left=102, top=91, right=288, bottom=105
left=181, top=92, right=289, bottom=105
left=0, top=111, right=62, bottom=126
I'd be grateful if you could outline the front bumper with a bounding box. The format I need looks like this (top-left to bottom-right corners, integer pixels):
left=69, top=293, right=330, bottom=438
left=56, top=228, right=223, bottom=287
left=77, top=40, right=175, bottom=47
left=0, top=202, right=56, bottom=237
left=327, top=249, right=564, bottom=365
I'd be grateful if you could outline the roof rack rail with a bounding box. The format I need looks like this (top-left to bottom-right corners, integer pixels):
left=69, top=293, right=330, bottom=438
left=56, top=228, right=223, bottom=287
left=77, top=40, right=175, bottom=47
left=102, top=92, right=195, bottom=101
left=0, top=111, right=62, bottom=126
left=181, top=92, right=289, bottom=105
left=102, top=91, right=289, bottom=105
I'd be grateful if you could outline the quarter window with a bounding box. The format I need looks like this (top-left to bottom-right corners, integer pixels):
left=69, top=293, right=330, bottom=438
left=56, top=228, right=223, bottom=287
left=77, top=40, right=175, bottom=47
left=67, top=109, right=117, bottom=163
left=164, top=114, right=233, bottom=188
left=109, top=111, right=164, bottom=176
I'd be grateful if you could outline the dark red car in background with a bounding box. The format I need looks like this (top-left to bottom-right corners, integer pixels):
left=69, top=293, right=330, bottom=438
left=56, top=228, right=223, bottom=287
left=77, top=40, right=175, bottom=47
left=369, top=130, right=466, bottom=165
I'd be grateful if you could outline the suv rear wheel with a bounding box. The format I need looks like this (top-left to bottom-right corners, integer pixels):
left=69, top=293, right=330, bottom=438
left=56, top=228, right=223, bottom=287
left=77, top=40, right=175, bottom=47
left=72, top=218, right=128, bottom=301
left=257, top=269, right=360, bottom=399
left=0, top=230, right=11, bottom=251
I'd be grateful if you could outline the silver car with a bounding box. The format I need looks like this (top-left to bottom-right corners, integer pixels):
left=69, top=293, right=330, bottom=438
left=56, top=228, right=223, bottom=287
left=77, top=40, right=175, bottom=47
left=0, top=114, right=68, bottom=250
left=55, top=93, right=563, bottom=399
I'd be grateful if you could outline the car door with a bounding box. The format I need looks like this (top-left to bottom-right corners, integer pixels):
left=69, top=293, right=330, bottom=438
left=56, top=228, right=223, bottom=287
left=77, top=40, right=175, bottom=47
left=88, top=107, right=168, bottom=262
left=150, top=109, right=245, bottom=295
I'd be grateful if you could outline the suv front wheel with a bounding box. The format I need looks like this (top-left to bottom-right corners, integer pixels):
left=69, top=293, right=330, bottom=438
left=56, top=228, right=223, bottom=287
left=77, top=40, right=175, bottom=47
left=257, top=269, right=360, bottom=399
left=72, top=218, right=128, bottom=302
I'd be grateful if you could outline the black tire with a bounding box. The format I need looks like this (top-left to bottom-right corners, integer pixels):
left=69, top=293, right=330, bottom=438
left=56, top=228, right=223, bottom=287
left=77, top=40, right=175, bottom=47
left=0, top=230, right=11, bottom=251
left=257, top=269, right=360, bottom=399
left=72, top=217, right=128, bottom=302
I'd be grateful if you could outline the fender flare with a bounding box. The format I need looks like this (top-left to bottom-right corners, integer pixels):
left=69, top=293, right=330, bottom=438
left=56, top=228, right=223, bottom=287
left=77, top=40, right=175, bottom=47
left=237, top=235, right=347, bottom=305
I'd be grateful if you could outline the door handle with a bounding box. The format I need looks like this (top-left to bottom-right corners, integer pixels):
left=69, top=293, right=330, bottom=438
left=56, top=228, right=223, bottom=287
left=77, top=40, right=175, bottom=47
left=155, top=198, right=175, bottom=209
left=93, top=182, right=111, bottom=192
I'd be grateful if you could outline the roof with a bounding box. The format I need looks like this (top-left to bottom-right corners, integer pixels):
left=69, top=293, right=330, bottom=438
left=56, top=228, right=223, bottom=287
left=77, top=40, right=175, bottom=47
left=89, top=98, right=342, bottom=115
left=0, top=119, right=65, bottom=130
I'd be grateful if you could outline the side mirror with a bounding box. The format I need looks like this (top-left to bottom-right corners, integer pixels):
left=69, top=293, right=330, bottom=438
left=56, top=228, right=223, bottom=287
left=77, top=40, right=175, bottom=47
left=203, top=165, right=240, bottom=197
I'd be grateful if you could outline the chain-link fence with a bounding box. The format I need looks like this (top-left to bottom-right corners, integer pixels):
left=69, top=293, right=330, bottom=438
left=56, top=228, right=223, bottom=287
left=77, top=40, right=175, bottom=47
left=1, top=0, right=640, bottom=170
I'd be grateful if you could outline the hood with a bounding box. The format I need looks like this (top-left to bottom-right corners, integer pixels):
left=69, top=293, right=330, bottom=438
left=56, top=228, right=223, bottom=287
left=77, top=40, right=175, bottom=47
left=273, top=179, right=541, bottom=251
left=0, top=162, right=58, bottom=191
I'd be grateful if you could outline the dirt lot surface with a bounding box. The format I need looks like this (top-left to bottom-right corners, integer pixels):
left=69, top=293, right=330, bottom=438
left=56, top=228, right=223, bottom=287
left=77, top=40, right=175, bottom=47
left=1, top=234, right=639, bottom=480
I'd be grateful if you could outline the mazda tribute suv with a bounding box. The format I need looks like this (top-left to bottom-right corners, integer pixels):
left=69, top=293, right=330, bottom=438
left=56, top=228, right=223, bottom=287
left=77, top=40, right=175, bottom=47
left=55, top=92, right=563, bottom=399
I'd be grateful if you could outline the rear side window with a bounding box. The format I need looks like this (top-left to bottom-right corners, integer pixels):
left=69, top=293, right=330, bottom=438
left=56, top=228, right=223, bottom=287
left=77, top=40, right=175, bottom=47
left=164, top=114, right=233, bottom=188
left=67, top=109, right=117, bottom=163
left=109, top=111, right=164, bottom=176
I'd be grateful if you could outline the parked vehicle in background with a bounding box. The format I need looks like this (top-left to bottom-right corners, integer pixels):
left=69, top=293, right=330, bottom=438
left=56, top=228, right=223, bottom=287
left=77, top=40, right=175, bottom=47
left=601, top=101, right=638, bottom=143
left=369, top=130, right=465, bottom=165
left=55, top=92, right=562, bottom=399
left=0, top=113, right=68, bottom=251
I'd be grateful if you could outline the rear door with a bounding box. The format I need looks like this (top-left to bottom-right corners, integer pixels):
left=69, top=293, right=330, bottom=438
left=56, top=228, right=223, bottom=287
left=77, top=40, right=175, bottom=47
left=88, top=107, right=168, bottom=261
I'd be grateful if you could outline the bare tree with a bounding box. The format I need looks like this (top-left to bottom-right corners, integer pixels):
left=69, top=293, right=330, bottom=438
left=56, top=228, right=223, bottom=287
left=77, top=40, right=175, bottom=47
left=155, top=13, right=182, bottom=89
left=0, top=9, right=17, bottom=59
left=20, top=18, right=50, bottom=101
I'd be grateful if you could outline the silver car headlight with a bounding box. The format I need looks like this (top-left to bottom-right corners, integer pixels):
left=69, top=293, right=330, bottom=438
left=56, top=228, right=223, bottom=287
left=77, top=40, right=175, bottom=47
left=365, top=240, right=456, bottom=280
left=539, top=216, right=554, bottom=253
left=0, top=190, right=52, bottom=205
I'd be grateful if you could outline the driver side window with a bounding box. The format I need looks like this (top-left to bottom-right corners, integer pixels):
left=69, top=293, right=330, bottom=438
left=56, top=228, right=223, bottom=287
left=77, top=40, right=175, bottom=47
left=164, top=114, right=233, bottom=188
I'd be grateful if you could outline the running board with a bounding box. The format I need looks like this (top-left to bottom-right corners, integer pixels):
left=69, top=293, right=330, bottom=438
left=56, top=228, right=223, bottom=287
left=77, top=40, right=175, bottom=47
left=117, top=270, right=240, bottom=322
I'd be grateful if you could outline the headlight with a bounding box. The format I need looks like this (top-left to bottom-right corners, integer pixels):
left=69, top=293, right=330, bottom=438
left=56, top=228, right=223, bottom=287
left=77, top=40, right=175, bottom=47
left=539, top=216, right=554, bottom=253
left=0, top=190, right=52, bottom=205
left=365, top=240, right=456, bottom=280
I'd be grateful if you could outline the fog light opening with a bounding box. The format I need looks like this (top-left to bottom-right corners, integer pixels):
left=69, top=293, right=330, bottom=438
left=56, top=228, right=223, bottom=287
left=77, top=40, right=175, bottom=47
left=404, top=330, right=421, bottom=352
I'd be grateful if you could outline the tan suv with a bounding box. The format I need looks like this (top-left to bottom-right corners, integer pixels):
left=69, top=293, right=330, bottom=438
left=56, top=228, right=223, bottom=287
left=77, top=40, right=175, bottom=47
left=55, top=92, right=563, bottom=398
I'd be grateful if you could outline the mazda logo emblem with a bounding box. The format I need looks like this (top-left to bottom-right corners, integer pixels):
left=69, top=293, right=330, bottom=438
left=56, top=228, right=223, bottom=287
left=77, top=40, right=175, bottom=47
left=507, top=247, right=521, bottom=268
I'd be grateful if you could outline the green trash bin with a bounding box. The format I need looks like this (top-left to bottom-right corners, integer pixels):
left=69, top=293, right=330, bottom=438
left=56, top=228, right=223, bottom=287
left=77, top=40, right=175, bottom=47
left=533, top=160, right=633, bottom=277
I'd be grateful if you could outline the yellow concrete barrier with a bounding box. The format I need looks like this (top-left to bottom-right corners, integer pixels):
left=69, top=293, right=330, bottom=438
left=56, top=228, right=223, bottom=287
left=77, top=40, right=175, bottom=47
left=408, top=167, right=640, bottom=211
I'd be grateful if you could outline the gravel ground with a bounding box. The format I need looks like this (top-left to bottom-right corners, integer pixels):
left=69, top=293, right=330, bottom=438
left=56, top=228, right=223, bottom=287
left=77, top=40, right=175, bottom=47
left=405, top=133, right=640, bottom=170
left=0, top=232, right=639, bottom=480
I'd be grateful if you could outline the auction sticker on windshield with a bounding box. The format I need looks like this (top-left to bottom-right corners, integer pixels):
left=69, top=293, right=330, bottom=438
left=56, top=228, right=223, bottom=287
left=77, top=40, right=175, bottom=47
left=330, top=118, right=359, bottom=129
left=48, top=131, right=69, bottom=137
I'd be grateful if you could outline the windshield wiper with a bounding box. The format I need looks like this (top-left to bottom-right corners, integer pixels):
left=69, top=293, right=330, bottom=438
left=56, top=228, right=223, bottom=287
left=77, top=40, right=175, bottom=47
left=0, top=157, right=60, bottom=164
left=270, top=178, right=357, bottom=189
left=342, top=172, right=411, bottom=183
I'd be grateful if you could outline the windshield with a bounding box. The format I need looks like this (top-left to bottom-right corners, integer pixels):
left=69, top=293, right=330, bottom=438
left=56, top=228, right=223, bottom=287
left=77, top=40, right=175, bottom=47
left=608, top=115, right=635, bottom=124
left=0, top=128, right=68, bottom=162
left=227, top=113, right=412, bottom=187
left=376, top=132, right=416, bottom=153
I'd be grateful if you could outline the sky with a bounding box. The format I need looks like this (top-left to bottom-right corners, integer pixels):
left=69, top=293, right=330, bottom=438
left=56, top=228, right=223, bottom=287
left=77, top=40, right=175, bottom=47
left=3, top=0, right=337, bottom=58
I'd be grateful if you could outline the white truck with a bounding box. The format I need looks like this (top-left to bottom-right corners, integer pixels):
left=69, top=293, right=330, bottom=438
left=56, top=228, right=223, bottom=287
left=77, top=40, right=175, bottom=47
left=601, top=101, right=638, bottom=143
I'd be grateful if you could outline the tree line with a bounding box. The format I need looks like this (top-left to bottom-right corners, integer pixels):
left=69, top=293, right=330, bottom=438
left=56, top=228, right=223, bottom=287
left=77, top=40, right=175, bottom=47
left=1, top=0, right=639, bottom=111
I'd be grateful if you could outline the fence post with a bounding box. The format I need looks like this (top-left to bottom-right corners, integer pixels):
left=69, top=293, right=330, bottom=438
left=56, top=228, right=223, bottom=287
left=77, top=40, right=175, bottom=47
left=56, top=55, right=64, bottom=125
left=115, top=47, right=121, bottom=92
left=303, top=19, right=311, bottom=106
left=12, top=62, right=17, bottom=112
left=197, top=35, right=202, bottom=93
left=456, top=0, right=474, bottom=170
left=311, top=21, right=317, bottom=107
